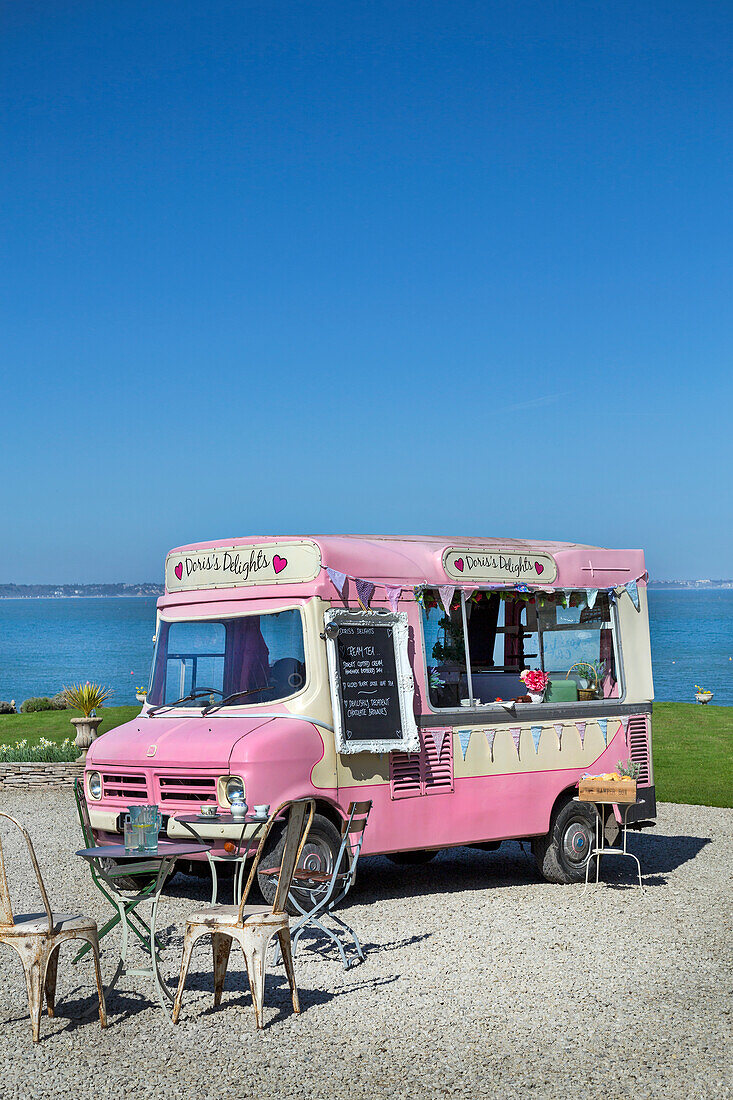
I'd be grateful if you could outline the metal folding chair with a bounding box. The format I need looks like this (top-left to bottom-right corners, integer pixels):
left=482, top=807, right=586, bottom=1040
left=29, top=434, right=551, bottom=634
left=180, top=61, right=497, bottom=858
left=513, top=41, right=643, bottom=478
left=265, top=800, right=372, bottom=970
left=72, top=779, right=163, bottom=966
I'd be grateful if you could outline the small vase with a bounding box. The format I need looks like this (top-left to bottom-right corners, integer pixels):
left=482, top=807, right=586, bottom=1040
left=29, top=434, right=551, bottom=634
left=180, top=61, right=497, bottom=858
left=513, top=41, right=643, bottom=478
left=136, top=693, right=147, bottom=703
left=70, top=716, right=104, bottom=763
left=528, top=691, right=544, bottom=704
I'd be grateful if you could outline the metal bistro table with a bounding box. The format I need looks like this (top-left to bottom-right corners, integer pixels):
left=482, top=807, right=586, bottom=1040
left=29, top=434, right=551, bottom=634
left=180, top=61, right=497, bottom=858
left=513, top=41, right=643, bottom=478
left=172, top=813, right=269, bottom=905
left=76, top=840, right=211, bottom=1017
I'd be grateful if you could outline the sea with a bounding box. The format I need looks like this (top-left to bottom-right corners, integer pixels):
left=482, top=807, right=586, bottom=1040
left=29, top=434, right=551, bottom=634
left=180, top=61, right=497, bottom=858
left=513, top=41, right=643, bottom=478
left=0, top=591, right=731, bottom=708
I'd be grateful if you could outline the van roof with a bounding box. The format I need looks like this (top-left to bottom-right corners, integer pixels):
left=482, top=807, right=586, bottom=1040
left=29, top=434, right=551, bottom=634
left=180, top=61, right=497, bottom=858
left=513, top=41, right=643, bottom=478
left=161, top=534, right=646, bottom=604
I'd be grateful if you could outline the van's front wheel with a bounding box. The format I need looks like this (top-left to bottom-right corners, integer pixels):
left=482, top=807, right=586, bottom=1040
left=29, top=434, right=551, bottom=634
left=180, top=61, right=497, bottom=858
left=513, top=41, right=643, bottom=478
left=532, top=799, right=597, bottom=884
left=257, top=813, right=342, bottom=913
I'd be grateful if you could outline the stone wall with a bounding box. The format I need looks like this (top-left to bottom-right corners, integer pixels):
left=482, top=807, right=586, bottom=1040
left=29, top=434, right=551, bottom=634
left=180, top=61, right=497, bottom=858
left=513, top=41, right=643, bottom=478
left=0, top=762, right=84, bottom=790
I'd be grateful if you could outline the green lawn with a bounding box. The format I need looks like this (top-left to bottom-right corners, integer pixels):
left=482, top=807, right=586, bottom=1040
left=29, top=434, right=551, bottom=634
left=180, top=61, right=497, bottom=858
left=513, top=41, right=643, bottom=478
left=0, top=706, right=139, bottom=748
left=652, top=702, right=732, bottom=809
left=0, top=701, right=730, bottom=808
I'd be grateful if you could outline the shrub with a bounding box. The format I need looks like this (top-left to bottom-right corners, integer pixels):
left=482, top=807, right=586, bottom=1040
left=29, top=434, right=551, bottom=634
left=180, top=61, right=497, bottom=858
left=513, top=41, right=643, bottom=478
left=50, top=692, right=68, bottom=710
left=61, top=681, right=113, bottom=717
left=0, top=701, right=16, bottom=714
left=21, top=697, right=60, bottom=713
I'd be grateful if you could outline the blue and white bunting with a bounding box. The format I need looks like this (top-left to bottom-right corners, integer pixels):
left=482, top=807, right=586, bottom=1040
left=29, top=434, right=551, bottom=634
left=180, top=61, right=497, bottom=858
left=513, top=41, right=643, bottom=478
left=510, top=727, right=521, bottom=757
left=598, top=718, right=608, bottom=745
left=625, top=579, right=640, bottom=610
left=553, top=722, right=563, bottom=749
left=458, top=729, right=471, bottom=760
left=586, top=589, right=598, bottom=610
left=485, top=728, right=497, bottom=762
left=531, top=725, right=542, bottom=753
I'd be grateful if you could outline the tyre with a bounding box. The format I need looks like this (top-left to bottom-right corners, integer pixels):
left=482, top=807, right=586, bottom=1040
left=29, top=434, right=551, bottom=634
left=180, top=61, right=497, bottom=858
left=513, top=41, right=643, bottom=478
left=386, top=850, right=438, bottom=865
left=257, top=813, right=343, bottom=913
left=532, top=798, right=597, bottom=884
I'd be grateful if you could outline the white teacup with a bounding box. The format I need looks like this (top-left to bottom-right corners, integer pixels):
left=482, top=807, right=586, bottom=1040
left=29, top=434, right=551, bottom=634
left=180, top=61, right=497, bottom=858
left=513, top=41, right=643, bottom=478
left=200, top=805, right=218, bottom=816
left=253, top=804, right=270, bottom=817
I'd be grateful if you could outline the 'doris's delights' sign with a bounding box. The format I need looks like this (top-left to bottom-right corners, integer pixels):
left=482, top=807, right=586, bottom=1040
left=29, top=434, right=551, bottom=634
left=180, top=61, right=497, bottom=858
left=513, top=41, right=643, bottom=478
left=442, top=548, right=558, bottom=584
left=165, top=541, right=321, bottom=592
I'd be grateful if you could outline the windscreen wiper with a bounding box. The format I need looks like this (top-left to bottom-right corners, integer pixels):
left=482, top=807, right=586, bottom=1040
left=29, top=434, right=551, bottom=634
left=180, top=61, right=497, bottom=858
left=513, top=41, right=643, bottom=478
left=202, top=685, right=275, bottom=716
left=147, top=688, right=221, bottom=716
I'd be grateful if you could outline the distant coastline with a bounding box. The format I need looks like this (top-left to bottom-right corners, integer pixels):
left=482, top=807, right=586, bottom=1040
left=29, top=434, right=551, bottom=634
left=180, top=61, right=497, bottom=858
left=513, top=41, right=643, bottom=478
left=0, top=584, right=163, bottom=599
left=0, top=580, right=731, bottom=598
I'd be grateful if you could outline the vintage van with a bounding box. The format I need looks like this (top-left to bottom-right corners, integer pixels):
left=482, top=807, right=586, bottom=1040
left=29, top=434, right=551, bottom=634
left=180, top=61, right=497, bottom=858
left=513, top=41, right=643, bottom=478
left=84, top=535, right=656, bottom=888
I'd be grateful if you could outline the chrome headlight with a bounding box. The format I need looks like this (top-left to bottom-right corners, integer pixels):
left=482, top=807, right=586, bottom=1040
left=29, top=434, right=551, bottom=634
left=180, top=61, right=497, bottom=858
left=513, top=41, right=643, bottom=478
left=87, top=771, right=102, bottom=800
left=225, top=776, right=245, bottom=803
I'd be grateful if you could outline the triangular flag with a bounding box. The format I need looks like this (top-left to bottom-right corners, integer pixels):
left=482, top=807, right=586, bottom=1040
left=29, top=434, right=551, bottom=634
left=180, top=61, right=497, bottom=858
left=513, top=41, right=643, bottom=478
left=431, top=729, right=448, bottom=759
left=608, top=588, right=618, bottom=606
left=458, top=729, right=471, bottom=760
left=485, top=728, right=497, bottom=762
left=553, top=722, right=563, bottom=750
left=625, top=580, right=640, bottom=610
left=385, top=585, right=401, bottom=613
left=598, top=718, right=608, bottom=745
left=576, top=721, right=586, bottom=747
left=354, top=578, right=375, bottom=610
left=326, top=567, right=347, bottom=597
left=510, top=727, right=521, bottom=757
left=531, top=725, right=542, bottom=753
left=619, top=716, right=630, bottom=744
left=586, top=589, right=598, bottom=609
left=438, top=585, right=455, bottom=614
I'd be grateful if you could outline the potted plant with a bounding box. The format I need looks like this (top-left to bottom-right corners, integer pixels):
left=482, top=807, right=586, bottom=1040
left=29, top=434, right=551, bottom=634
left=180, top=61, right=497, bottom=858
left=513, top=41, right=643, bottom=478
left=567, top=661, right=605, bottom=700
left=135, top=686, right=148, bottom=703
left=694, top=685, right=714, bottom=704
left=520, top=668, right=550, bottom=703
left=61, top=681, right=113, bottom=762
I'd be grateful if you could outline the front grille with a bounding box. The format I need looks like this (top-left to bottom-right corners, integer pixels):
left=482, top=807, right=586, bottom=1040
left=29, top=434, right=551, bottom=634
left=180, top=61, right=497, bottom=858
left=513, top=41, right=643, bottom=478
left=156, top=775, right=218, bottom=803
left=101, top=772, right=148, bottom=801
left=627, top=716, right=651, bottom=785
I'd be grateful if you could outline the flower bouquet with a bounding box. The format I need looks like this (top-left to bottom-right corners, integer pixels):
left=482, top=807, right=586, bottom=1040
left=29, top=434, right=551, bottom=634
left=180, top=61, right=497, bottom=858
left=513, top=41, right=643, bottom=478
left=520, top=669, right=549, bottom=703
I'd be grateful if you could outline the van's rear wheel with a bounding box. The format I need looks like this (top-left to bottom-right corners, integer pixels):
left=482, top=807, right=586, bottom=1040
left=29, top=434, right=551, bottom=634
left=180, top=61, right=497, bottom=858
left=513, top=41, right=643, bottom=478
left=532, top=799, right=596, bottom=884
left=257, top=813, right=342, bottom=914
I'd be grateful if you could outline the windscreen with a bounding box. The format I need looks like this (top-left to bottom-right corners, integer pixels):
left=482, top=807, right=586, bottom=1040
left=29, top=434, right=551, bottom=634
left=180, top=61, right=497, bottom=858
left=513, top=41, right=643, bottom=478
left=147, top=610, right=306, bottom=707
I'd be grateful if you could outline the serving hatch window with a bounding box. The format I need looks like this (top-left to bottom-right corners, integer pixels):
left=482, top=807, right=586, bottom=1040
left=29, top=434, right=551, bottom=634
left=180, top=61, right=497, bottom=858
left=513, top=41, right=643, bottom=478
left=148, top=609, right=306, bottom=707
left=421, top=589, right=618, bottom=708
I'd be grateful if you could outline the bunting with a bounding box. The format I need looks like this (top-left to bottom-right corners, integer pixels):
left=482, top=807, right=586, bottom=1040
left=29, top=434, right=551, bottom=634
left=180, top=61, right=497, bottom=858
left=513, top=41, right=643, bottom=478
left=586, top=589, right=598, bottom=610
left=458, top=729, right=471, bottom=760
left=576, top=721, right=586, bottom=748
left=485, top=728, right=497, bottom=762
left=619, top=716, right=630, bottom=745
left=355, top=578, right=375, bottom=611
left=385, top=585, right=402, bottom=613
left=531, top=725, right=542, bottom=754
left=598, top=718, right=608, bottom=745
left=625, top=580, right=640, bottom=610
left=438, top=585, right=455, bottom=614
left=553, top=722, right=563, bottom=750
left=510, top=727, right=521, bottom=757
left=431, top=729, right=448, bottom=759
left=326, top=567, right=347, bottom=598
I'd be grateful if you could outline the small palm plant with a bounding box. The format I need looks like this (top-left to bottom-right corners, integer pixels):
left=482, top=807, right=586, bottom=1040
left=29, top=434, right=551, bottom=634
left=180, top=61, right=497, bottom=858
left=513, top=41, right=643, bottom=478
left=61, top=681, right=112, bottom=717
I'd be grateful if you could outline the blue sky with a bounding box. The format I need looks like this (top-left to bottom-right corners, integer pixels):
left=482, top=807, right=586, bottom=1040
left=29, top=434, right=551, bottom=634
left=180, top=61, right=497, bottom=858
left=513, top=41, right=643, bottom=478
left=2, top=1, right=731, bottom=583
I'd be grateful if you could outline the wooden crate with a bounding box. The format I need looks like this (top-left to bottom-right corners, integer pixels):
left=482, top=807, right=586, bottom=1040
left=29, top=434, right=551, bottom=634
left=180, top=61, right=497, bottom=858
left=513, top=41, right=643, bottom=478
left=578, top=778, right=637, bottom=803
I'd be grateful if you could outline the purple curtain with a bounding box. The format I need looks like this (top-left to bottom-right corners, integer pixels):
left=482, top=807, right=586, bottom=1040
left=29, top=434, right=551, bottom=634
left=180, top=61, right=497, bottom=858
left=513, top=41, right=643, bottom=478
left=224, top=618, right=270, bottom=696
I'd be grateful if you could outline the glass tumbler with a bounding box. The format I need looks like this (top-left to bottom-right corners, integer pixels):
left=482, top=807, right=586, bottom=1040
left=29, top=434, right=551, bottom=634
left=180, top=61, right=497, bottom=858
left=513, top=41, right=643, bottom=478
left=123, top=815, right=141, bottom=853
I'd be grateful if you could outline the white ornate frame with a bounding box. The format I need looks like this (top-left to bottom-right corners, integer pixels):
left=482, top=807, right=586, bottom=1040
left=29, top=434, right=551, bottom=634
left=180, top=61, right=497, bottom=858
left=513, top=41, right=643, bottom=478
left=324, top=609, right=419, bottom=754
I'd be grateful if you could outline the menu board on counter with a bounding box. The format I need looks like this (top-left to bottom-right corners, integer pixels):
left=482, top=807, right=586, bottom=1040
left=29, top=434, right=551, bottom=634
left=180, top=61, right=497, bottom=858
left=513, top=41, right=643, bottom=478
left=324, top=610, right=419, bottom=754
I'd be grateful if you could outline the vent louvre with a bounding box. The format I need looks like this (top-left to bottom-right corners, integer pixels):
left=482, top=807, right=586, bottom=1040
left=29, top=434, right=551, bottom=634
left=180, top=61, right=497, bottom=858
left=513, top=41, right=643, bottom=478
left=101, top=773, right=148, bottom=801
left=157, top=775, right=218, bottom=803
left=390, top=731, right=454, bottom=799
left=627, top=716, right=651, bottom=786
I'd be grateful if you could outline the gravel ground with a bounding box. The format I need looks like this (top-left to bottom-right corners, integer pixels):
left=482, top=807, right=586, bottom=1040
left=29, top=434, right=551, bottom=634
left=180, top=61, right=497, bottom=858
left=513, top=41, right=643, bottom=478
left=0, top=791, right=731, bottom=1100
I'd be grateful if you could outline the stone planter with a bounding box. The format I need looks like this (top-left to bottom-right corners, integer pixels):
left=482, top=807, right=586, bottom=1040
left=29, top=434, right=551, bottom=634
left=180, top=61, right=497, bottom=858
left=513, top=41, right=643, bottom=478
left=695, top=692, right=714, bottom=705
left=70, top=716, right=103, bottom=762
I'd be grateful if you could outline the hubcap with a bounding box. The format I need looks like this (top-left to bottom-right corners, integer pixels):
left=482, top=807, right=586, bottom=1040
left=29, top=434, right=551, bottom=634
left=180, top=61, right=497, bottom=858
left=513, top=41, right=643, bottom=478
left=562, top=819, right=592, bottom=864
left=298, top=837, right=334, bottom=876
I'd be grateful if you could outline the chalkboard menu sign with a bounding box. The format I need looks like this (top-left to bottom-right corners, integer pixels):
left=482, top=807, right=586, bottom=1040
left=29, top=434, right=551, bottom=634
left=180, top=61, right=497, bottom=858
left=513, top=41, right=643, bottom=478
left=324, top=610, right=419, bottom=754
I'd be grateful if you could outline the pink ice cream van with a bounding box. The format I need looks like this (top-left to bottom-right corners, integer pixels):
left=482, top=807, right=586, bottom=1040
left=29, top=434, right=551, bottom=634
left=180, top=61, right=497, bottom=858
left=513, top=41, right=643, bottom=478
left=84, top=535, right=655, bottom=891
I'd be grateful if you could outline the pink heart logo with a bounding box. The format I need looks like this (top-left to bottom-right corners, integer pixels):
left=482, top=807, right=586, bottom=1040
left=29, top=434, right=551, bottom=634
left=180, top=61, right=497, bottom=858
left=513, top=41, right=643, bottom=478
left=174, top=562, right=183, bottom=581
left=535, top=562, right=544, bottom=575
left=454, top=557, right=464, bottom=573
left=273, top=554, right=287, bottom=574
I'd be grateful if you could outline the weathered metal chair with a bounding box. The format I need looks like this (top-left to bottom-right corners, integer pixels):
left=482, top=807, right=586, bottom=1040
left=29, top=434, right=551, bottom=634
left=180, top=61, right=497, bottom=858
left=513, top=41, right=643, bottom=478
left=171, top=798, right=315, bottom=1030
left=264, top=800, right=372, bottom=970
left=0, top=811, right=107, bottom=1042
